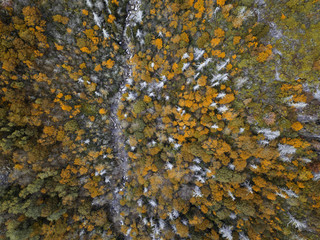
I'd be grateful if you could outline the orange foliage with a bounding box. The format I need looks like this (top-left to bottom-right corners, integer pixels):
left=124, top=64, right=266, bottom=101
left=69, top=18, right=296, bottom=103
left=197, top=75, right=207, bottom=87
left=233, top=36, right=241, bottom=45
left=291, top=122, right=303, bottom=131
left=43, top=126, right=56, bottom=136
left=54, top=43, right=64, bottom=51
left=219, top=93, right=235, bottom=104
left=143, top=95, right=152, bottom=103
left=253, top=177, right=267, bottom=188
left=107, top=15, right=116, bottom=23
left=94, top=64, right=102, bottom=72
left=153, top=38, right=163, bottom=50
left=217, top=0, right=226, bottom=6
left=102, top=59, right=115, bottom=69
left=256, top=44, right=273, bottom=62
left=99, top=108, right=107, bottom=115
left=52, top=15, right=69, bottom=25
left=180, top=32, right=189, bottom=42
left=211, top=38, right=220, bottom=47
left=214, top=28, right=225, bottom=38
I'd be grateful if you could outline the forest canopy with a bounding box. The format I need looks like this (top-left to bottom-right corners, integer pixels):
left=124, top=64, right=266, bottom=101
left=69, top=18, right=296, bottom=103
left=0, top=0, right=320, bottom=239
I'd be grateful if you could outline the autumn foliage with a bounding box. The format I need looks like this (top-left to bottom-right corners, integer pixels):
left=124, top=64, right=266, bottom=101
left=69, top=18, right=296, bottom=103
left=0, top=0, right=319, bottom=239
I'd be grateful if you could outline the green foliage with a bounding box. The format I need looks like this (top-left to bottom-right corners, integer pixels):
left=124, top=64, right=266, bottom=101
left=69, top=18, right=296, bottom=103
left=6, top=220, right=32, bottom=240
left=216, top=208, right=230, bottom=220
left=78, top=201, right=91, bottom=215
left=196, top=31, right=210, bottom=48
left=252, top=23, right=270, bottom=39
left=240, top=0, right=255, bottom=6
left=236, top=201, right=256, bottom=216
left=130, top=119, right=146, bottom=132
left=64, top=120, right=79, bottom=132
left=19, top=179, right=44, bottom=198
left=215, top=167, right=246, bottom=183
left=133, top=100, right=146, bottom=114
left=47, top=208, right=66, bottom=221
left=81, top=102, right=97, bottom=116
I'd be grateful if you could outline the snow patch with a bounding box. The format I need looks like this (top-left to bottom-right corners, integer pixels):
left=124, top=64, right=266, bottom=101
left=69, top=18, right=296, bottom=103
left=219, top=225, right=233, bottom=240
left=288, top=213, right=307, bottom=231
left=86, top=0, right=93, bottom=8
left=194, top=48, right=205, bottom=61
left=278, top=144, right=296, bottom=162
left=197, top=58, right=212, bottom=71
left=93, top=12, right=103, bottom=28
left=258, top=128, right=280, bottom=140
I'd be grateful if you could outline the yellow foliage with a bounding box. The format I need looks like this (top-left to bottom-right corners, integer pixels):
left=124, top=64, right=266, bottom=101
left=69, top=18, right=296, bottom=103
left=14, top=164, right=24, bottom=170
left=194, top=0, right=205, bottom=18
left=175, top=220, right=189, bottom=238
left=189, top=214, right=204, bottom=225
left=74, top=158, right=84, bottom=166
left=22, top=6, right=41, bottom=26
left=212, top=49, right=221, bottom=56
left=128, top=152, right=137, bottom=159
left=214, top=28, right=225, bottom=38
left=219, top=93, right=235, bottom=104
left=65, top=95, right=71, bottom=100
left=256, top=44, right=273, bottom=62
left=57, top=92, right=63, bottom=98
left=253, top=176, right=267, bottom=188
left=79, top=63, right=86, bottom=69
left=43, top=126, right=56, bottom=136
left=150, top=9, right=156, bottom=14
left=266, top=192, right=277, bottom=201
left=80, top=47, right=91, bottom=54
left=172, top=62, right=179, bottom=71
left=103, top=59, right=115, bottom=69
left=281, top=138, right=310, bottom=148
left=292, top=94, right=307, bottom=103
left=291, top=122, right=303, bottom=131
left=197, top=75, right=207, bottom=86
left=54, top=43, right=64, bottom=51
left=172, top=35, right=181, bottom=44
left=107, top=15, right=116, bottom=23
left=94, top=64, right=102, bottom=72
left=99, top=108, right=107, bottom=115
left=211, top=38, right=220, bottom=47
left=84, top=179, right=103, bottom=198
left=201, top=204, right=208, bottom=214
left=180, top=32, right=189, bottom=42
left=234, top=159, right=247, bottom=171
left=217, top=0, right=226, bottom=6
left=153, top=38, right=163, bottom=50
left=218, top=52, right=226, bottom=58
left=149, top=147, right=161, bottom=156
left=56, top=130, right=65, bottom=141
left=112, top=0, right=119, bottom=6
left=233, top=36, right=241, bottom=45
left=52, top=15, right=69, bottom=25
left=143, top=95, right=152, bottom=103
left=188, top=0, right=195, bottom=7
left=79, top=166, right=88, bottom=175
left=61, top=103, right=72, bottom=112
left=60, top=169, right=70, bottom=180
